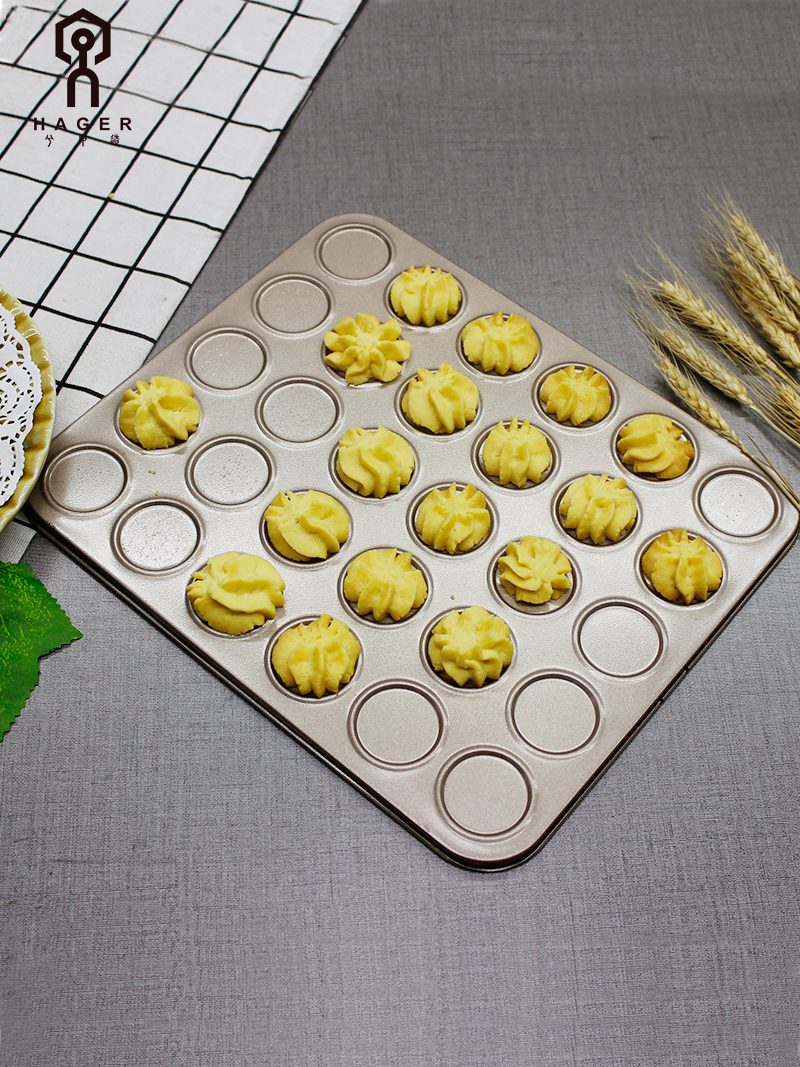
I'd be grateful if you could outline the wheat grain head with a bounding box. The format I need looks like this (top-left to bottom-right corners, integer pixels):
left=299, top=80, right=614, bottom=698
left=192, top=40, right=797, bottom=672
left=703, top=191, right=800, bottom=315
left=728, top=252, right=800, bottom=336
left=621, top=286, right=754, bottom=406
left=727, top=274, right=800, bottom=370
left=653, top=351, right=800, bottom=508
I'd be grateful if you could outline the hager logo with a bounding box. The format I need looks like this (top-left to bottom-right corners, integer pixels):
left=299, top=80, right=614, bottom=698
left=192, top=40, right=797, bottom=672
left=54, top=8, right=111, bottom=108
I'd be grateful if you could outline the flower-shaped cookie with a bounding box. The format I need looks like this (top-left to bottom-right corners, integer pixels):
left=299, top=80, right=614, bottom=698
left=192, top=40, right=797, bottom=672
left=343, top=548, right=428, bottom=621
left=402, top=363, right=479, bottom=434
left=119, top=375, right=201, bottom=449
left=187, top=551, right=285, bottom=635
left=336, top=426, right=415, bottom=497
left=390, top=265, right=462, bottom=326
left=461, top=312, right=539, bottom=374
left=481, top=417, right=551, bottom=487
left=416, top=483, right=491, bottom=554
left=324, top=313, right=411, bottom=384
left=272, top=614, right=360, bottom=697
left=539, top=365, right=611, bottom=426
left=641, top=528, right=722, bottom=604
left=497, top=536, right=572, bottom=605
left=559, top=472, right=637, bottom=544
left=265, top=489, right=349, bottom=561
left=428, top=606, right=513, bottom=687
left=617, top=413, right=694, bottom=479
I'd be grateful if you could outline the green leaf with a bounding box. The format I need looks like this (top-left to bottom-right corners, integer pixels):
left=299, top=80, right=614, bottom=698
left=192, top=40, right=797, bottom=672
left=0, top=563, right=82, bottom=740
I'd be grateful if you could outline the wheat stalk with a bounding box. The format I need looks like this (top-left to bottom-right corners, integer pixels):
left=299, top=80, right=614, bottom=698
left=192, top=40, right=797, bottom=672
left=655, top=276, right=745, bottom=345
left=623, top=291, right=753, bottom=402
left=653, top=274, right=784, bottom=376
left=653, top=353, right=800, bottom=509
left=646, top=304, right=800, bottom=451
left=654, top=351, right=738, bottom=439
left=746, top=375, right=800, bottom=442
left=701, top=193, right=800, bottom=367
left=621, top=209, right=800, bottom=511
left=639, top=249, right=800, bottom=401
left=622, top=254, right=800, bottom=506
left=648, top=319, right=752, bottom=406
left=636, top=293, right=800, bottom=451
left=704, top=192, right=800, bottom=315
left=725, top=271, right=800, bottom=370
left=728, top=251, right=800, bottom=336
left=632, top=243, right=786, bottom=377
left=624, top=257, right=798, bottom=385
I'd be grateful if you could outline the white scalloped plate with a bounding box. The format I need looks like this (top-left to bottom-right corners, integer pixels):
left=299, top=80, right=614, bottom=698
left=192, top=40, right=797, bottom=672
left=0, top=289, right=56, bottom=535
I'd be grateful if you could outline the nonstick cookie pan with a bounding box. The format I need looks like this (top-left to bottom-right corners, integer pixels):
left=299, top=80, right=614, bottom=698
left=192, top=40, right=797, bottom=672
left=26, top=214, right=799, bottom=870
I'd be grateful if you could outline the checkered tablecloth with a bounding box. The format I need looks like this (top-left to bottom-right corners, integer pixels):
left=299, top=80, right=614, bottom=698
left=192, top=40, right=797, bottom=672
left=0, top=0, right=364, bottom=561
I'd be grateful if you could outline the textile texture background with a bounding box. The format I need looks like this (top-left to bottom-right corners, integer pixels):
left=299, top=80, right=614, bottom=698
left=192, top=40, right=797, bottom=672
left=2, top=1, right=800, bottom=1065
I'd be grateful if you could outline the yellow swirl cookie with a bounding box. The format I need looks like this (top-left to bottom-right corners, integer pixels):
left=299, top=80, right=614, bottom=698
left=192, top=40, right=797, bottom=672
left=265, top=489, right=349, bottom=561
left=187, top=552, right=285, bottom=635
left=461, top=312, right=540, bottom=374
left=401, top=364, right=479, bottom=434
left=272, top=614, right=360, bottom=697
left=336, top=426, right=415, bottom=497
left=343, top=548, right=428, bottom=621
left=119, top=375, right=200, bottom=449
left=617, top=414, right=694, bottom=479
left=497, top=536, right=572, bottom=604
left=324, top=313, right=411, bottom=384
left=416, top=483, right=491, bottom=554
left=390, top=265, right=462, bottom=326
left=539, top=365, right=611, bottom=426
left=428, top=606, right=513, bottom=687
left=481, top=417, right=551, bottom=487
left=560, top=473, right=637, bottom=544
left=642, top=529, right=722, bottom=604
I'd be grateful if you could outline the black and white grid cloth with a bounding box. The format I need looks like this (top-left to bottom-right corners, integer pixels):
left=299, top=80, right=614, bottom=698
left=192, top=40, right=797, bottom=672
left=0, top=0, right=363, bottom=561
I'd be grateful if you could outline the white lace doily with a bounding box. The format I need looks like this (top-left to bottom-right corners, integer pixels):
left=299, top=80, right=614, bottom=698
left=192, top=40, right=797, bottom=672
left=0, top=302, right=43, bottom=506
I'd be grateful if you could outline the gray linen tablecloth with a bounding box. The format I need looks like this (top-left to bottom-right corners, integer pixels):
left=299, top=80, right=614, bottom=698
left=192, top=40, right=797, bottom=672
left=3, top=1, right=800, bottom=1064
